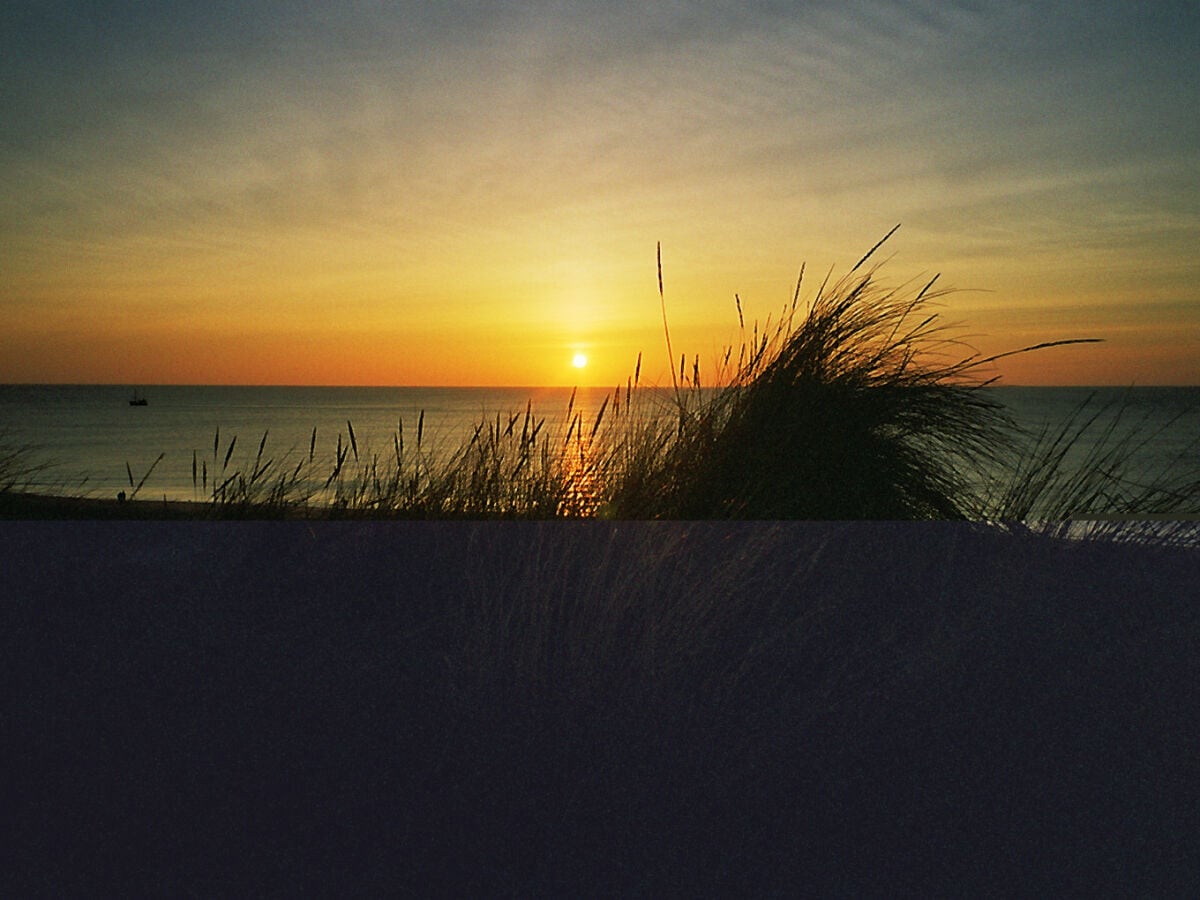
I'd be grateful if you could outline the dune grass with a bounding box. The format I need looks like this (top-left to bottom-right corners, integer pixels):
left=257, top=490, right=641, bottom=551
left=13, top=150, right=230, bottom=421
left=0, top=435, right=39, bottom=496
left=983, top=391, right=1200, bottom=545
left=9, top=232, right=1198, bottom=533
left=589, top=231, right=1197, bottom=532
left=174, top=233, right=1088, bottom=522
left=187, top=403, right=584, bottom=518
left=597, top=231, right=1024, bottom=518
left=0, top=431, right=79, bottom=500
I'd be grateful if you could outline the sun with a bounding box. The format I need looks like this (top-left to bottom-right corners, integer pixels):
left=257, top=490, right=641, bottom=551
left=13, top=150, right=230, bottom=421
left=572, top=352, right=588, bottom=369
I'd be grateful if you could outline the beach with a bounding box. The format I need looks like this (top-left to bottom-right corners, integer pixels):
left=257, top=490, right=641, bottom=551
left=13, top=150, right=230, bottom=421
left=0, top=490, right=208, bottom=520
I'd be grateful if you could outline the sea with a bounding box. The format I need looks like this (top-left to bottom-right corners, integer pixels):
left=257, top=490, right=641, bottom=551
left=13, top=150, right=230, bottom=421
left=2, top=384, right=1198, bottom=512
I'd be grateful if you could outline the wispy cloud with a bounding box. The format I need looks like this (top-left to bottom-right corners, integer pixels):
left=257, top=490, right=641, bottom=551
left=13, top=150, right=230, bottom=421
left=2, top=1, right=1197, bottom=384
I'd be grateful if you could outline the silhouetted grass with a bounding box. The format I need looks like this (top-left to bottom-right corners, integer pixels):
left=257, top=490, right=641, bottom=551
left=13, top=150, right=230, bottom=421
left=189, top=405, right=583, bottom=519
left=984, top=392, right=1200, bottom=545
left=0, top=435, right=41, bottom=496
left=0, top=432, right=77, bottom=501
left=598, top=231, right=1023, bottom=518
left=8, top=232, right=1199, bottom=536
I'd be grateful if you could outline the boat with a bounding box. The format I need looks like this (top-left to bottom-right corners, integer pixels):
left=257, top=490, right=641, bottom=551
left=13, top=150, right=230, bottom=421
left=129, top=389, right=148, bottom=406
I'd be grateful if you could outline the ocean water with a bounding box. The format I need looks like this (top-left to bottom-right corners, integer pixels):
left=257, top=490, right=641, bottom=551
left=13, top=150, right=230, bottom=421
left=990, top=386, right=1200, bottom=477
left=2, top=384, right=1198, bottom=509
left=0, top=384, right=639, bottom=501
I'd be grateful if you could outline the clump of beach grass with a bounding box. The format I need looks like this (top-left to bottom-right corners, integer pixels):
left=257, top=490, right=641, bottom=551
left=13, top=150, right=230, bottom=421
left=597, top=228, right=1098, bottom=519
left=323, top=406, right=585, bottom=517
left=186, top=402, right=587, bottom=519
left=397, top=404, right=572, bottom=517
left=191, top=428, right=322, bottom=516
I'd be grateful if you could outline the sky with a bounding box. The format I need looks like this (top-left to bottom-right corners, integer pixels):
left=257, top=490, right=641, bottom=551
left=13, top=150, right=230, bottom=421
left=2, top=1, right=1198, bottom=386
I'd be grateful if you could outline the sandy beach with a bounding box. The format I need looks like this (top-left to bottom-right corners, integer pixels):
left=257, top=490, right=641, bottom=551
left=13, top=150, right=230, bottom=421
left=0, top=490, right=352, bottom=520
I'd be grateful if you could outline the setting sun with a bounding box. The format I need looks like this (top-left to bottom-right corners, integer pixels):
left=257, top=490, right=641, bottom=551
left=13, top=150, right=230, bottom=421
left=572, top=353, right=588, bottom=369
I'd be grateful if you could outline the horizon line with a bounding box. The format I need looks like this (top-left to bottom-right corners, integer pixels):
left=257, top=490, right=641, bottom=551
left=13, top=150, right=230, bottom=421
left=4, top=381, right=1200, bottom=390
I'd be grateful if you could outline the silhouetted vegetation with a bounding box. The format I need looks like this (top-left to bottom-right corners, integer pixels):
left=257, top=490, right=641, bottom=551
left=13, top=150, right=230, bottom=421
left=0, top=432, right=59, bottom=498
left=601, top=231, right=1025, bottom=519
left=5, top=234, right=1200, bottom=541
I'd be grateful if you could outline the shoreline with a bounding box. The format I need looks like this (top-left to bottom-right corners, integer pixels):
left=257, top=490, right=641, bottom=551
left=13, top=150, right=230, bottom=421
left=0, top=490, right=211, bottom=520
left=3, top=487, right=1198, bottom=528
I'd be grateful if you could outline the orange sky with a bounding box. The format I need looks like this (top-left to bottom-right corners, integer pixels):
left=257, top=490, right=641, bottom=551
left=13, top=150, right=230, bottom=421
left=2, top=3, right=1197, bottom=387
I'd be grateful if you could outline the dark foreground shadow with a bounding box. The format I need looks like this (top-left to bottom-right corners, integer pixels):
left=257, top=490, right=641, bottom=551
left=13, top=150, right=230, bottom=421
left=2, top=521, right=1197, bottom=895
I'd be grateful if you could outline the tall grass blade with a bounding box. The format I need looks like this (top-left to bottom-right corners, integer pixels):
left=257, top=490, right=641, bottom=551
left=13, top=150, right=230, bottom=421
left=659, top=242, right=678, bottom=395
left=590, top=395, right=610, bottom=441
left=974, top=339, right=1104, bottom=368
left=850, top=223, right=900, bottom=273
left=130, top=453, right=164, bottom=500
